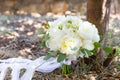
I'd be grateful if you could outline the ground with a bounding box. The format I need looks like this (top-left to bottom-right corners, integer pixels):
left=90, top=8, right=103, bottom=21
left=0, top=13, right=120, bottom=80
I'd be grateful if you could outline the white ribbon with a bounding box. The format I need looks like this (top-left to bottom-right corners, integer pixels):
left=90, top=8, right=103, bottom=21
left=0, top=56, right=71, bottom=80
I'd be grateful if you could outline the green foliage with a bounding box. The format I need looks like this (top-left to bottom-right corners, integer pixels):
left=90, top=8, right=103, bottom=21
left=116, top=47, right=120, bottom=56
left=94, top=42, right=101, bottom=48
left=45, top=23, right=50, bottom=29
left=48, top=51, right=58, bottom=56
left=44, top=53, right=52, bottom=60
left=44, top=34, right=49, bottom=41
left=58, top=24, right=63, bottom=30
left=117, top=63, right=120, bottom=70
left=40, top=33, right=49, bottom=48
left=81, top=48, right=93, bottom=57
left=99, top=34, right=104, bottom=40
left=67, top=20, right=72, bottom=24
left=44, top=51, right=66, bottom=62
left=103, top=46, right=113, bottom=54
left=40, top=41, right=46, bottom=48
left=92, top=42, right=101, bottom=54
left=61, top=64, right=71, bottom=75
left=37, top=28, right=44, bottom=34
left=44, top=51, right=58, bottom=60
left=57, top=53, right=66, bottom=62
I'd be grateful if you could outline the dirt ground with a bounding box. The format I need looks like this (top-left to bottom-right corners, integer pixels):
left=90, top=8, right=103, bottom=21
left=0, top=13, right=120, bottom=80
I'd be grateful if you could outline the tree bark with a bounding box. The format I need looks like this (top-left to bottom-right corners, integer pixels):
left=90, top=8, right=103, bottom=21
left=87, top=0, right=112, bottom=35
left=87, top=0, right=104, bottom=34
left=87, top=0, right=112, bottom=67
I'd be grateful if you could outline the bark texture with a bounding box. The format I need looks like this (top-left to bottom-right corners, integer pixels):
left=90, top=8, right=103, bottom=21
left=87, top=0, right=104, bottom=34
left=87, top=0, right=112, bottom=67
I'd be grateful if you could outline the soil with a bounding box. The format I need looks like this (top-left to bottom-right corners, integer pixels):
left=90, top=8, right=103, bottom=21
left=0, top=13, right=120, bottom=80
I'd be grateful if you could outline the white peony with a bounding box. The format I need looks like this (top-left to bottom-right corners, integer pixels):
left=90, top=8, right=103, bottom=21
left=64, top=16, right=82, bottom=31
left=60, top=35, right=82, bottom=55
left=46, top=38, right=61, bottom=51
left=45, top=16, right=100, bottom=60
left=78, top=21, right=100, bottom=42
left=82, top=40, right=94, bottom=50
left=47, top=27, right=64, bottom=38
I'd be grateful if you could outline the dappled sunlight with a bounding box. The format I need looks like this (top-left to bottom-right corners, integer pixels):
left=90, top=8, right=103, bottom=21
left=34, top=23, right=42, bottom=29
left=31, top=12, right=41, bottom=18
left=114, top=28, right=120, bottom=33
left=23, top=19, right=34, bottom=25
left=46, top=12, right=54, bottom=17
left=0, top=26, right=11, bottom=34
left=0, top=0, right=120, bottom=79
left=10, top=32, right=19, bottom=37
left=16, top=10, right=28, bottom=15
left=19, top=48, right=32, bottom=57
left=27, top=32, right=34, bottom=36
left=15, top=25, right=25, bottom=32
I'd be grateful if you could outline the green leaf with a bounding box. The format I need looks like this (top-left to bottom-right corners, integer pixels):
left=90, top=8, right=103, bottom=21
left=40, top=34, right=49, bottom=48
left=48, top=51, right=58, bottom=56
left=92, top=42, right=101, bottom=54
left=38, top=28, right=44, bottom=34
left=45, top=23, right=50, bottom=29
left=81, top=48, right=93, bottom=57
left=57, top=53, right=66, bottom=62
left=40, top=41, right=46, bottom=48
left=44, top=53, right=52, bottom=60
left=44, top=34, right=49, bottom=41
left=94, top=42, right=101, bottom=48
left=103, top=46, right=113, bottom=54
left=58, top=24, right=63, bottom=30
left=116, top=47, right=120, bottom=56
left=68, top=20, right=72, bottom=24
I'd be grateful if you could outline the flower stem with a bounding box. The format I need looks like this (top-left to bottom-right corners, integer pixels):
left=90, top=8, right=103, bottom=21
left=61, top=64, right=71, bottom=75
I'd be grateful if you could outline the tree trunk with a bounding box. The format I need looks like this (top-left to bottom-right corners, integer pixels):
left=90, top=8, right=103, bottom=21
left=87, top=0, right=111, bottom=36
left=87, top=0, right=104, bottom=34
left=87, top=0, right=112, bottom=67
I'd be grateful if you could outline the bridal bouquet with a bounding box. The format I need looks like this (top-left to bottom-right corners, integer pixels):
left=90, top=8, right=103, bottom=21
left=41, top=16, right=100, bottom=62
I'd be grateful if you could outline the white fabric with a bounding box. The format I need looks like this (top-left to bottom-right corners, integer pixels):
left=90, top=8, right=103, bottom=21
left=0, top=56, right=71, bottom=80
